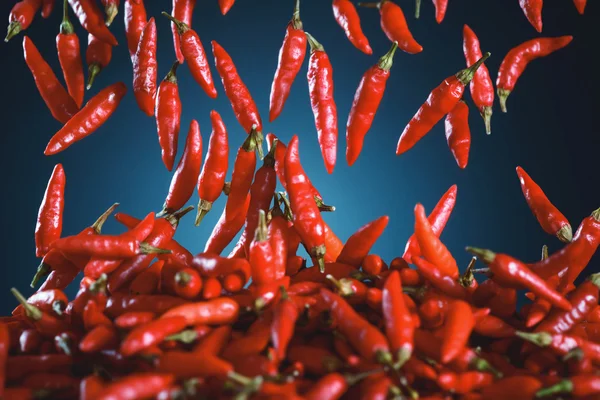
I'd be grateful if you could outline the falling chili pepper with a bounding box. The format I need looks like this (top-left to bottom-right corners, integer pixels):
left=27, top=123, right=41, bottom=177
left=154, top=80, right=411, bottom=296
left=225, top=131, right=261, bottom=221
left=496, top=36, right=572, bottom=112
left=35, top=164, right=65, bottom=258
left=337, top=216, right=389, bottom=267
left=133, top=18, right=157, bottom=117
left=100, top=0, right=119, bottom=26
left=346, top=42, right=398, bottom=166
left=462, top=24, right=494, bottom=134
left=124, top=0, right=147, bottom=60
left=204, top=194, right=251, bottom=255
left=41, top=0, right=55, bottom=18
left=155, top=61, right=182, bottom=171
left=23, top=36, right=79, bottom=124
left=162, top=12, right=216, bottom=99
left=444, top=100, right=471, bottom=169
left=516, top=166, right=572, bottom=243
left=6, top=0, right=42, bottom=42
left=44, top=82, right=127, bottom=155
left=67, top=0, right=118, bottom=46
left=358, top=0, right=422, bottom=54
left=56, top=0, right=84, bottom=108
left=412, top=257, right=468, bottom=299
left=382, top=270, right=414, bottom=367
left=51, top=233, right=169, bottom=259
left=195, top=110, right=229, bottom=225
left=269, top=0, right=306, bottom=123
left=573, top=0, right=586, bottom=14
left=170, top=0, right=196, bottom=64
left=519, top=0, right=543, bottom=33
left=161, top=298, right=238, bottom=326
left=213, top=40, right=263, bottom=134
left=396, top=52, right=490, bottom=155
left=332, top=0, right=372, bottom=55
left=86, top=33, right=112, bottom=90
left=306, top=32, right=338, bottom=174
left=218, top=0, right=236, bottom=15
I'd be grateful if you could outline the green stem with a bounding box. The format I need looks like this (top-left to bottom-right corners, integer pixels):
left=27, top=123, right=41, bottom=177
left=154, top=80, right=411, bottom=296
left=377, top=41, right=398, bottom=71
left=91, top=203, right=120, bottom=234
left=305, top=32, right=324, bottom=53
left=465, top=246, right=496, bottom=264
left=161, top=12, right=189, bottom=34
left=456, top=52, right=491, bottom=86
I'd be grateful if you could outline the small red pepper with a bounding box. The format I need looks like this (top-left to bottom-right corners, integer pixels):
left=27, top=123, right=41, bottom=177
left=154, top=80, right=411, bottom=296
left=204, top=194, right=251, bottom=255
left=382, top=270, right=414, bottom=367
left=161, top=298, right=239, bottom=325
left=56, top=0, right=85, bottom=108
left=444, top=100, right=471, bottom=169
left=79, top=324, right=118, bottom=353
left=124, top=0, right=147, bottom=60
left=519, top=0, right=543, bottom=33
left=11, top=288, right=68, bottom=337
left=271, top=288, right=299, bottom=360
left=250, top=211, right=276, bottom=286
left=333, top=0, right=372, bottom=55
left=5, top=0, right=42, bottom=42
left=120, top=315, right=187, bottom=356
left=85, top=33, right=112, bottom=90
left=35, top=164, right=65, bottom=258
left=133, top=18, right=157, bottom=117
left=155, top=62, right=183, bottom=171
left=67, top=0, right=118, bottom=46
left=170, top=0, right=196, bottom=64
left=96, top=374, right=175, bottom=400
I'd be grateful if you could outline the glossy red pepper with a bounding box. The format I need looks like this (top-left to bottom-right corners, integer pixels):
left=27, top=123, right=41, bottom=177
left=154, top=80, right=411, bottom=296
left=133, top=18, right=157, bottom=117
left=225, top=131, right=261, bottom=220
left=439, top=300, right=474, bottom=363
left=338, top=216, right=389, bottom=267
left=536, top=375, right=600, bottom=398
left=412, top=257, right=467, bottom=299
left=124, top=0, right=147, bottom=60
left=155, top=62, right=183, bottom=171
left=269, top=203, right=291, bottom=281
left=35, top=164, right=65, bottom=258
left=519, top=0, right=543, bottom=33
left=5, top=0, right=42, bottom=42
left=120, top=316, right=187, bottom=356
left=161, top=298, right=239, bottom=325
left=11, top=288, right=68, bottom=337
left=474, top=314, right=516, bottom=338
left=306, top=32, right=338, bottom=174
left=333, top=0, right=372, bottom=55
left=496, top=36, right=572, bottom=112
left=105, top=294, right=186, bottom=318
left=444, top=100, right=471, bottom=169
left=204, top=194, right=251, bottom=255
left=56, top=0, right=84, bottom=108
left=396, top=53, right=489, bottom=155
left=271, top=288, right=299, bottom=360
left=79, top=324, right=118, bottom=352
left=170, top=0, right=196, bottom=64
left=67, top=0, right=118, bottom=46
left=45, top=82, right=127, bottom=155
left=51, top=232, right=167, bottom=259
left=269, top=0, right=307, bottom=122
left=218, top=0, right=236, bottom=15
left=96, top=374, right=175, bottom=400
left=85, top=33, right=112, bottom=90
left=114, top=311, right=155, bottom=329
left=382, top=270, right=414, bottom=367
left=249, top=211, right=276, bottom=286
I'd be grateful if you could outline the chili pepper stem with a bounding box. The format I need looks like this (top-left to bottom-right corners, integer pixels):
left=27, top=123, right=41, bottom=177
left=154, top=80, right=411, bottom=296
left=60, top=0, right=74, bottom=35
left=163, top=61, right=180, bottom=84
left=535, top=380, right=573, bottom=398
left=556, top=224, right=573, bottom=243
left=541, top=244, right=548, bottom=260
left=326, top=274, right=355, bottom=297
left=498, top=88, right=511, bottom=113
left=105, top=3, right=119, bottom=27
left=378, top=42, right=399, bottom=71
left=227, top=371, right=254, bottom=387
left=255, top=210, right=268, bottom=241
left=314, top=196, right=335, bottom=212
left=357, top=2, right=382, bottom=9
left=292, top=0, right=303, bottom=30
left=481, top=106, right=492, bottom=135
left=456, top=52, right=491, bottom=86
left=56, top=333, right=72, bottom=355
left=588, top=272, right=600, bottom=287
left=166, top=205, right=195, bottom=227
left=223, top=182, right=231, bottom=195
left=393, top=345, right=412, bottom=369
left=5, top=21, right=21, bottom=42
left=175, top=271, right=191, bottom=286
left=305, top=32, right=324, bottom=53
left=515, top=331, right=552, bottom=347
left=563, top=347, right=584, bottom=362
left=165, top=329, right=198, bottom=344
left=161, top=12, right=190, bottom=35
left=312, top=245, right=327, bottom=273
left=415, top=0, right=422, bottom=18
left=465, top=247, right=496, bottom=264
left=471, top=356, right=503, bottom=378
left=52, top=300, right=65, bottom=316
left=89, top=274, right=108, bottom=294
left=139, top=242, right=172, bottom=255
left=87, top=64, right=101, bottom=90
left=30, top=262, right=51, bottom=288
left=459, top=256, right=477, bottom=288
left=376, top=349, right=394, bottom=366
left=92, top=202, right=120, bottom=234
left=11, top=287, right=42, bottom=320
left=195, top=200, right=213, bottom=226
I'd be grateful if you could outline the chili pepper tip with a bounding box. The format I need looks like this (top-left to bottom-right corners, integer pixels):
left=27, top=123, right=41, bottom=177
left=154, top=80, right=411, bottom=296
left=515, top=331, right=552, bottom=347
left=535, top=380, right=573, bottom=398
left=498, top=88, right=511, bottom=113
left=465, top=247, right=495, bottom=264
left=105, top=3, right=119, bottom=27
left=5, top=21, right=21, bottom=42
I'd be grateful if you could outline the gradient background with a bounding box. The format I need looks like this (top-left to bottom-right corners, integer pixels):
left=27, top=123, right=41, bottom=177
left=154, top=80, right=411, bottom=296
left=0, top=0, right=598, bottom=313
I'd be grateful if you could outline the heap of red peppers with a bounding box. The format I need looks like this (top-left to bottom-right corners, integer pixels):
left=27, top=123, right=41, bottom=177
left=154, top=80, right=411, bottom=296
left=1, top=0, right=596, bottom=399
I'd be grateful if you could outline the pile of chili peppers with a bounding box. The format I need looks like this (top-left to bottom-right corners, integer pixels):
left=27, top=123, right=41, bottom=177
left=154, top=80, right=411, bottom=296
left=2, top=0, right=597, bottom=399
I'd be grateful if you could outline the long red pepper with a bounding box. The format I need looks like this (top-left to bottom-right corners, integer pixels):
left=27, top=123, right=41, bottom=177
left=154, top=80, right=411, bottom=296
left=23, top=36, right=78, bottom=124
left=86, top=33, right=112, bottom=90
left=271, top=288, right=299, bottom=360
left=333, top=0, right=372, bottom=55
left=51, top=233, right=168, bottom=258
left=162, top=13, right=216, bottom=99
left=5, top=0, right=42, bottom=42
left=96, top=374, right=175, bottom=400
left=346, top=42, right=398, bottom=166
left=519, top=0, right=543, bottom=33
left=124, top=0, right=147, bottom=60
left=204, top=194, right=251, bottom=254
left=195, top=110, right=229, bottom=225
left=382, top=270, right=413, bottom=367
left=67, top=0, right=118, bottom=46
left=496, top=36, right=572, bottom=112
left=161, top=298, right=239, bottom=325
left=155, top=62, right=182, bottom=171
left=45, top=82, right=127, bottom=155
left=35, top=164, right=65, bottom=258
left=56, top=0, right=84, bottom=108
left=170, top=0, right=196, bottom=64
left=444, top=100, right=471, bottom=169
left=268, top=202, right=290, bottom=281
left=337, top=216, right=389, bottom=267
left=269, top=0, right=306, bottom=123
left=516, top=166, right=572, bottom=243
left=396, top=53, right=490, bottom=155
left=161, top=120, right=202, bottom=214
left=441, top=300, right=474, bottom=363
left=306, top=32, right=338, bottom=174
left=249, top=211, right=276, bottom=286
left=358, top=0, right=422, bottom=54
left=226, top=131, right=261, bottom=221
left=120, top=316, right=187, bottom=356
left=462, top=24, right=494, bottom=134
left=133, top=18, right=157, bottom=117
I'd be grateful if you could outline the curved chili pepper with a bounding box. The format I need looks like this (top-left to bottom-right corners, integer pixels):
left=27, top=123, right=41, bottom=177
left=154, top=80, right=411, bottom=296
left=133, top=18, right=157, bottom=117
left=269, top=0, right=307, bottom=122
left=56, top=0, right=84, bottom=108
left=44, top=82, right=127, bottom=155
left=519, top=0, right=543, bottom=33
left=51, top=233, right=168, bottom=258
left=396, top=53, right=489, bottom=155
left=213, top=40, right=263, bottom=133
left=346, top=42, right=397, bottom=166
left=462, top=25, right=493, bottom=134
left=440, top=300, right=474, bottom=363
left=285, top=136, right=327, bottom=271
left=526, top=275, right=559, bottom=328
left=161, top=119, right=202, bottom=214
left=444, top=100, right=471, bottom=169
left=496, top=36, right=572, bottom=112
left=306, top=32, right=338, bottom=174
left=163, top=13, right=216, bottom=99
left=124, top=0, right=147, bottom=60
left=537, top=375, right=600, bottom=398
left=474, top=314, right=515, bottom=338
left=67, top=0, right=118, bottom=46
left=414, top=203, right=459, bottom=278
left=333, top=0, right=372, bottom=55
left=382, top=270, right=413, bottom=367
left=85, top=33, right=112, bottom=90
left=23, top=36, right=79, bottom=124
left=192, top=325, right=230, bottom=354
left=35, top=164, right=65, bottom=258
left=100, top=0, right=119, bottom=26
left=218, top=0, right=236, bottom=15
left=413, top=257, right=467, bottom=299
left=5, top=0, right=42, bottom=42
left=11, top=288, right=67, bottom=337
left=338, top=216, right=389, bottom=267
left=79, top=324, right=118, bottom=352
left=516, top=166, right=572, bottom=243
left=195, top=110, right=229, bottom=225
left=467, top=248, right=571, bottom=311
left=358, top=1, right=422, bottom=54
left=226, top=131, right=261, bottom=219
left=204, top=194, right=250, bottom=254
left=155, top=62, right=182, bottom=171
left=161, top=298, right=239, bottom=325
left=96, top=374, right=175, bottom=400
left=170, top=0, right=196, bottom=64
left=573, top=0, right=586, bottom=14
left=120, top=316, right=187, bottom=356
left=249, top=211, right=276, bottom=286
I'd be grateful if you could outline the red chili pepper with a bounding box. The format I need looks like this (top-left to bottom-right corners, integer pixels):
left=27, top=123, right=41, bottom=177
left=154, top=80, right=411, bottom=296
left=252, top=277, right=290, bottom=310
left=474, top=314, right=516, bottom=338
left=155, top=63, right=184, bottom=171
left=440, top=300, right=475, bottom=363
left=105, top=294, right=185, bottom=318
left=213, top=40, right=263, bottom=133
left=516, top=166, right=572, bottom=243
left=204, top=194, right=250, bottom=255
left=114, top=311, right=155, bottom=329
left=271, top=288, right=299, bottom=360
left=269, top=203, right=291, bottom=281
left=67, top=0, right=118, bottom=46
left=56, top=0, right=84, bottom=108
left=41, top=0, right=55, bottom=19
left=23, top=289, right=68, bottom=317
left=396, top=53, right=489, bottom=155
left=96, top=374, right=175, bottom=400
left=412, top=257, right=467, bottom=300
left=431, top=0, right=448, bottom=23
left=23, top=36, right=79, bottom=124
left=332, top=0, right=372, bottom=55
left=80, top=375, right=104, bottom=400
left=161, top=298, right=239, bottom=325
left=5, top=0, right=42, bottom=42
left=306, top=32, right=338, bottom=174
left=195, top=110, right=229, bottom=225
left=226, top=131, right=261, bottom=220
left=269, top=0, right=307, bottom=122
left=133, top=18, right=157, bottom=117
left=496, top=36, right=572, bottom=112
left=519, top=0, right=543, bottom=33
left=358, top=1, right=422, bottom=54
left=444, top=100, right=471, bottom=169
left=83, top=299, right=112, bottom=330
left=156, top=351, right=234, bottom=379
left=573, top=0, right=586, bottom=14
left=192, top=325, right=230, bottom=354
left=462, top=25, right=494, bottom=134
left=35, top=164, right=65, bottom=258
left=382, top=270, right=414, bottom=367
left=51, top=232, right=168, bottom=258
left=285, top=136, right=327, bottom=271
left=44, top=82, right=127, bottom=155
left=11, top=288, right=68, bottom=337
left=79, top=324, right=118, bottom=353
left=120, top=316, right=187, bottom=356
left=202, top=277, right=222, bottom=299
left=170, top=0, right=196, bottom=64
left=124, top=0, right=147, bottom=60
left=537, top=375, right=600, bottom=398
left=346, top=42, right=397, bottom=166
left=85, top=33, right=112, bottom=90
left=248, top=211, right=276, bottom=285
left=162, top=13, right=216, bottom=99
left=337, top=216, right=389, bottom=268
left=468, top=248, right=571, bottom=311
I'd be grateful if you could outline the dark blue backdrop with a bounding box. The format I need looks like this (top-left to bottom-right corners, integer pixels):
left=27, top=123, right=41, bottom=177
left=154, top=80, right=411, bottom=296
left=1, top=0, right=598, bottom=313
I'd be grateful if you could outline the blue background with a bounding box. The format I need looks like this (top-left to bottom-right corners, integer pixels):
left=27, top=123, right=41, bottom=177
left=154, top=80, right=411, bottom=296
left=1, top=0, right=598, bottom=312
